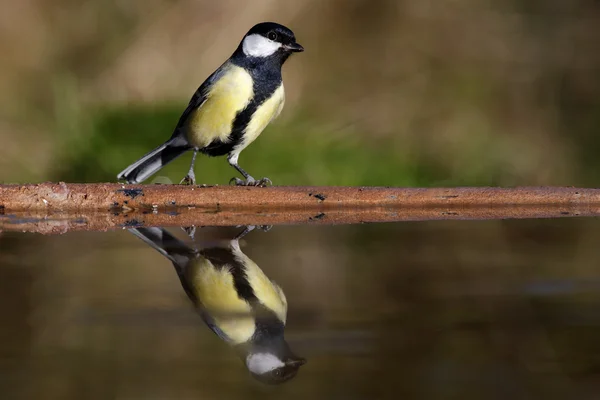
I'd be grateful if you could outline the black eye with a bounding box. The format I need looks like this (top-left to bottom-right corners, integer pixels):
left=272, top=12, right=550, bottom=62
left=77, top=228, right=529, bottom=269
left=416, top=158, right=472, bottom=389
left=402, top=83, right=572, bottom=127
left=268, top=31, right=278, bottom=41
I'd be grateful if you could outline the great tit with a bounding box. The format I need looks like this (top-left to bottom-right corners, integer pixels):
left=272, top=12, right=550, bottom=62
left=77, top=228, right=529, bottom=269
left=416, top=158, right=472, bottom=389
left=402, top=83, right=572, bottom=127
left=117, top=22, right=304, bottom=186
left=129, top=226, right=306, bottom=384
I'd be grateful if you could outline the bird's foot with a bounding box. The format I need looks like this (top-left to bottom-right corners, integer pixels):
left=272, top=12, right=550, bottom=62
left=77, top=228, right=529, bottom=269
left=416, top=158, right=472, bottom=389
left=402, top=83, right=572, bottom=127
left=233, top=225, right=272, bottom=240
left=180, top=173, right=196, bottom=186
left=257, top=225, right=272, bottom=232
left=229, top=176, right=272, bottom=187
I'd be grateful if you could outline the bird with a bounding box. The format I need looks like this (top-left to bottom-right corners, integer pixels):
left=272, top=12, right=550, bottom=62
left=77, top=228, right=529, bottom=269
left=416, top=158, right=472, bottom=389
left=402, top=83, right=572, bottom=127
left=117, top=22, right=304, bottom=186
left=129, top=226, right=306, bottom=384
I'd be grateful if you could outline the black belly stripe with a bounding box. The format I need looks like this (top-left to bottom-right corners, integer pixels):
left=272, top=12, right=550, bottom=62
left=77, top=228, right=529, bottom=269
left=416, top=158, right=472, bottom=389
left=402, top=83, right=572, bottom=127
left=200, top=58, right=283, bottom=157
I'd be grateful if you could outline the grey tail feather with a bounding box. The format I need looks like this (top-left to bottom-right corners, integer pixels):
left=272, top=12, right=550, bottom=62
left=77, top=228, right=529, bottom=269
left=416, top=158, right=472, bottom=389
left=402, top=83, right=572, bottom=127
left=129, top=227, right=199, bottom=304
left=117, top=139, right=191, bottom=183
left=129, top=227, right=193, bottom=270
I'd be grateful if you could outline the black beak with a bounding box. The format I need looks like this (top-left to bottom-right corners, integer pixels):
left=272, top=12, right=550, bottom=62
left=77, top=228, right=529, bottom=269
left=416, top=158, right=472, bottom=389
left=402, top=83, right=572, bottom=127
left=286, top=357, right=307, bottom=367
left=285, top=42, right=304, bottom=52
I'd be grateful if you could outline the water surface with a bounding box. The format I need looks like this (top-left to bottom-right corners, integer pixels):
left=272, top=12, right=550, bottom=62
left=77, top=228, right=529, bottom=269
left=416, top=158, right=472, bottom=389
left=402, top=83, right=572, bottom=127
left=1, top=219, right=600, bottom=399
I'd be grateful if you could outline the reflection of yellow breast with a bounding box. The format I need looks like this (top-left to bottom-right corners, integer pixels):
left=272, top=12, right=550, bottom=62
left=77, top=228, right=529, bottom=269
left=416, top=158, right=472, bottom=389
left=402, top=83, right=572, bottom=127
left=236, top=84, right=285, bottom=152
left=187, top=257, right=255, bottom=345
left=186, top=64, right=254, bottom=148
left=231, top=240, right=288, bottom=324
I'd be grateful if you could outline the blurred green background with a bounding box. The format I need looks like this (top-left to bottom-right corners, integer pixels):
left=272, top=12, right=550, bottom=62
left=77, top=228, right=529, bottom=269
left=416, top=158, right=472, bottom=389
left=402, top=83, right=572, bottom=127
left=1, top=1, right=599, bottom=186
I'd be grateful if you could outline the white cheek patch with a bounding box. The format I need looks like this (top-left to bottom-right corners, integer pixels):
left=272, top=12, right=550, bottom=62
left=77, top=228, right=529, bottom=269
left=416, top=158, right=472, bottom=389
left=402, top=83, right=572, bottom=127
left=242, top=34, right=281, bottom=57
left=246, top=353, right=285, bottom=375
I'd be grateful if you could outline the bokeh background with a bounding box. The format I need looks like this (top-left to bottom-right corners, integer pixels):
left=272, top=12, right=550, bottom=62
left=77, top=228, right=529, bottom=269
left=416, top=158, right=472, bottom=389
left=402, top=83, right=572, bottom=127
left=4, top=3, right=600, bottom=399
left=1, top=1, right=599, bottom=186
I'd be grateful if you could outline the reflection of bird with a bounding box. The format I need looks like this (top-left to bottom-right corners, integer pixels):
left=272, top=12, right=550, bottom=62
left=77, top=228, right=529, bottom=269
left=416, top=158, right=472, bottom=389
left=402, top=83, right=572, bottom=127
left=130, top=226, right=305, bottom=384
left=117, top=22, right=304, bottom=186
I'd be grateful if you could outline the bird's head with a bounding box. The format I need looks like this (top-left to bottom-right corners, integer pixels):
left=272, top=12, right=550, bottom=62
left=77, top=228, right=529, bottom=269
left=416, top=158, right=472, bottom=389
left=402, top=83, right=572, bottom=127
left=245, top=351, right=307, bottom=385
left=240, top=22, right=304, bottom=61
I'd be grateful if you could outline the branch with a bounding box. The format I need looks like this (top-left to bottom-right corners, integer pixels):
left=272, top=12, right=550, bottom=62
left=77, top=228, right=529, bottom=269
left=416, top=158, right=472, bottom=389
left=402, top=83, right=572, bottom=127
left=1, top=183, right=599, bottom=234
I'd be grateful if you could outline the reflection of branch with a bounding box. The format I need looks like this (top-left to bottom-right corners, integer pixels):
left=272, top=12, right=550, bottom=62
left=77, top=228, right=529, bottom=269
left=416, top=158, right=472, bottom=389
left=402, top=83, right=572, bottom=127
left=1, top=183, right=600, bottom=234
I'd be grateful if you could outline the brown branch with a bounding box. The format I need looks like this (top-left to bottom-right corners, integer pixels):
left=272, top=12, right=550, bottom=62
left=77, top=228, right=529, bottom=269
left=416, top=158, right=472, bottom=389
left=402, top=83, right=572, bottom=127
left=0, top=183, right=599, bottom=234
left=1, top=183, right=598, bottom=210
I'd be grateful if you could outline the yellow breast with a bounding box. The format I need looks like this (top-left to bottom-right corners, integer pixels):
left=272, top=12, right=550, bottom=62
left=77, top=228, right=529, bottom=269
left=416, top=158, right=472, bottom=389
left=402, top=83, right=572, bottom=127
left=187, top=257, right=255, bottom=345
left=236, top=84, right=285, bottom=153
left=231, top=240, right=288, bottom=324
left=187, top=64, right=254, bottom=148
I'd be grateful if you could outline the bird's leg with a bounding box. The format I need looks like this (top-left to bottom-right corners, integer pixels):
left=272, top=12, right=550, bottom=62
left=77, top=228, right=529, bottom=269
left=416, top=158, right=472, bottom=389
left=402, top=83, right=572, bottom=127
left=233, top=225, right=272, bottom=240
left=227, top=154, right=272, bottom=187
left=230, top=225, right=271, bottom=253
left=228, top=154, right=255, bottom=185
left=234, top=225, right=256, bottom=240
left=180, top=151, right=198, bottom=237
left=181, top=225, right=197, bottom=241
left=180, top=149, right=198, bottom=185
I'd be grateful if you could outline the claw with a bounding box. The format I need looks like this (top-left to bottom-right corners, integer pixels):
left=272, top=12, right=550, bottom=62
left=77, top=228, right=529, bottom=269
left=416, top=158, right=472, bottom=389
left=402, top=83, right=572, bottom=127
left=228, top=176, right=272, bottom=187
left=229, top=177, right=248, bottom=186
left=180, top=174, right=196, bottom=186
left=256, top=177, right=272, bottom=187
